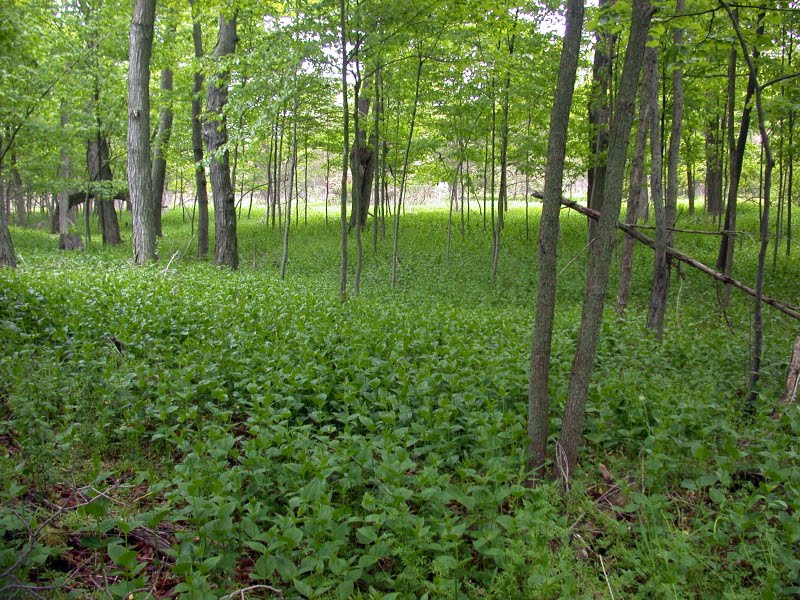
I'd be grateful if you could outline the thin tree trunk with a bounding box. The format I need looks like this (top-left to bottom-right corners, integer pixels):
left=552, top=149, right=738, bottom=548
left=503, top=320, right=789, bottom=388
left=717, top=10, right=764, bottom=280
left=281, top=88, right=298, bottom=279
left=645, top=45, right=668, bottom=338
left=616, top=64, right=653, bottom=314
left=556, top=0, right=654, bottom=487
left=527, top=0, right=585, bottom=478
left=372, top=64, right=381, bottom=254
left=204, top=13, right=238, bottom=269
left=189, top=0, right=209, bottom=259
left=391, top=53, right=424, bottom=290
left=665, top=0, right=684, bottom=248
left=353, top=78, right=363, bottom=296
left=59, top=113, right=82, bottom=250
left=720, top=45, right=739, bottom=308
left=127, top=0, right=157, bottom=264
left=339, top=0, right=349, bottom=302
left=151, top=67, right=173, bottom=238
left=587, top=0, right=615, bottom=238
left=719, top=2, right=774, bottom=409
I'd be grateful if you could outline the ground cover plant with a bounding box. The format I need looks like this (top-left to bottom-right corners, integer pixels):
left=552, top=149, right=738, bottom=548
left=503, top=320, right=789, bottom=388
left=1, top=204, right=799, bottom=599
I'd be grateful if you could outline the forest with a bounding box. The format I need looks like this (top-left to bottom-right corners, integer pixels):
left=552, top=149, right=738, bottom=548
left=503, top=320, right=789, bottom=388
left=1, top=0, right=799, bottom=597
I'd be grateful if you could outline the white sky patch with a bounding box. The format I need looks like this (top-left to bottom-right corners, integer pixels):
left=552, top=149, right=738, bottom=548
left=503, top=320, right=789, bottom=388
left=537, top=0, right=599, bottom=38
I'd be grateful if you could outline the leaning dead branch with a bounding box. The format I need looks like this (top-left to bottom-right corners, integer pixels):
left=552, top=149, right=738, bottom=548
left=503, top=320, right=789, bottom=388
left=534, top=191, right=800, bottom=321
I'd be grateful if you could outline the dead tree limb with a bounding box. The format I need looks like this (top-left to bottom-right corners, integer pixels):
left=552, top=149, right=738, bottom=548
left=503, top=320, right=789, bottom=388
left=534, top=191, right=800, bottom=321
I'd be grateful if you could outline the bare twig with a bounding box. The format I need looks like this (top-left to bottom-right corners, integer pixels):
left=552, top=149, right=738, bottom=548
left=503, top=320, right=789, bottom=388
left=220, top=584, right=285, bottom=599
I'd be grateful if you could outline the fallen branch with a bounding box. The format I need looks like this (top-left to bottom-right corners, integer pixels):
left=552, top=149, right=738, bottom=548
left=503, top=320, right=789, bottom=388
left=220, top=584, right=284, bottom=599
left=537, top=191, right=800, bottom=321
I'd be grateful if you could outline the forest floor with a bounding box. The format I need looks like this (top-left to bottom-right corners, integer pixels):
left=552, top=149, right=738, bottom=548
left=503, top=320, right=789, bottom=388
left=1, top=204, right=799, bottom=599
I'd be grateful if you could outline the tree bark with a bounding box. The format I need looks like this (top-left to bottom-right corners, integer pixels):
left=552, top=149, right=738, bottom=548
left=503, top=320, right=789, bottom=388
left=349, top=79, right=375, bottom=229
left=151, top=67, right=173, bottom=238
left=204, top=13, right=238, bottom=269
left=526, top=0, right=585, bottom=477
left=587, top=0, right=615, bottom=238
left=556, top=0, right=654, bottom=487
left=88, top=135, right=121, bottom=245
left=665, top=0, right=684, bottom=248
left=718, top=3, right=774, bottom=410
left=717, top=11, right=764, bottom=275
left=189, top=0, right=209, bottom=259
left=616, top=61, right=654, bottom=313
left=645, top=45, right=668, bottom=337
left=0, top=209, right=15, bottom=267
left=11, top=161, right=24, bottom=227
left=339, top=0, right=349, bottom=302
left=127, top=0, right=157, bottom=264
left=705, top=113, right=723, bottom=216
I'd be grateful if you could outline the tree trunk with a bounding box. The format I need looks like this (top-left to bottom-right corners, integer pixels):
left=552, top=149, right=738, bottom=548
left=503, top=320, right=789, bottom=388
left=705, top=114, right=723, bottom=216
left=587, top=0, right=615, bottom=238
left=127, top=0, right=157, bottom=264
left=717, top=11, right=764, bottom=276
left=339, top=0, right=349, bottom=302
left=281, top=88, right=298, bottom=280
left=151, top=67, right=173, bottom=238
left=687, top=152, right=695, bottom=216
left=526, top=0, right=585, bottom=478
left=645, top=45, right=668, bottom=338
left=189, top=0, right=209, bottom=259
left=616, top=64, right=653, bottom=314
left=391, top=53, right=424, bottom=290
left=57, top=112, right=83, bottom=250
left=89, top=135, right=121, bottom=245
left=204, top=13, right=238, bottom=269
left=718, top=3, right=774, bottom=410
left=12, top=162, right=24, bottom=227
left=556, top=0, right=654, bottom=487
left=349, top=80, right=375, bottom=230
left=665, top=0, right=684, bottom=248
left=0, top=210, right=15, bottom=267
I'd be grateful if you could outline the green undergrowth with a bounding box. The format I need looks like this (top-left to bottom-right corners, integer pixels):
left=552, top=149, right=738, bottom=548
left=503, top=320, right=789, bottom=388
left=1, top=204, right=799, bottom=598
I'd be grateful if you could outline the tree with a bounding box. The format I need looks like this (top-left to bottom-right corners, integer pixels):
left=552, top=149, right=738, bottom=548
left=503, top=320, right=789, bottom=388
left=127, top=0, right=157, bottom=264
left=189, top=0, right=209, bottom=259
left=527, top=0, right=586, bottom=476
left=204, top=12, right=238, bottom=269
left=555, top=0, right=654, bottom=487
left=151, top=67, right=174, bottom=238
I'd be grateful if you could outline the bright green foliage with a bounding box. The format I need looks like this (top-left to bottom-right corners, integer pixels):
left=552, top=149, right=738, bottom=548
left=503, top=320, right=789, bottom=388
left=1, top=204, right=799, bottom=598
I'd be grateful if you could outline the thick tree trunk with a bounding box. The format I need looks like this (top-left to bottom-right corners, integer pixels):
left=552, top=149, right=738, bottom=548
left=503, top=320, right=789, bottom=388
left=0, top=210, right=15, bottom=267
left=645, top=46, right=668, bottom=338
left=556, top=0, right=654, bottom=487
left=151, top=67, right=173, bottom=238
left=526, top=0, right=585, bottom=478
left=88, top=132, right=121, bottom=245
left=127, top=0, right=157, bottom=264
left=349, top=81, right=375, bottom=230
left=204, top=13, right=238, bottom=269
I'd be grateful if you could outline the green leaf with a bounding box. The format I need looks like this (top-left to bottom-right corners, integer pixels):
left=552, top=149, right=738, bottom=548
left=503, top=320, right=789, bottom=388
left=107, top=543, right=138, bottom=571
left=293, top=578, right=314, bottom=598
